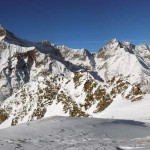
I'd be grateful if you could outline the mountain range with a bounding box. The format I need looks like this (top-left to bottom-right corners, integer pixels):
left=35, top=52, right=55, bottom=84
left=0, top=25, right=150, bottom=128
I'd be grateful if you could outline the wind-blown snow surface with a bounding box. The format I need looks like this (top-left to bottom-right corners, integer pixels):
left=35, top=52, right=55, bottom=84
left=0, top=116, right=150, bottom=150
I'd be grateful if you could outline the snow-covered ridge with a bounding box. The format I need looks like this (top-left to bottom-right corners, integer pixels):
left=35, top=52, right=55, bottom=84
left=0, top=27, right=150, bottom=128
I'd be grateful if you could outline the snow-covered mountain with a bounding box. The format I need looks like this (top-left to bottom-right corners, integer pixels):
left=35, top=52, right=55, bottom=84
left=0, top=26, right=150, bottom=128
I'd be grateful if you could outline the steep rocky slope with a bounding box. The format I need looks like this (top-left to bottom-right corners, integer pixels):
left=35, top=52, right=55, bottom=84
left=0, top=26, right=150, bottom=127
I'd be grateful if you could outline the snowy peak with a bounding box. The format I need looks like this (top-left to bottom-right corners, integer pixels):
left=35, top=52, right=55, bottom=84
left=104, top=38, right=122, bottom=49
left=0, top=26, right=35, bottom=48
left=56, top=45, right=94, bottom=70
left=107, top=38, right=120, bottom=45
left=95, top=38, right=150, bottom=92
left=99, top=38, right=135, bottom=55
left=0, top=25, right=6, bottom=41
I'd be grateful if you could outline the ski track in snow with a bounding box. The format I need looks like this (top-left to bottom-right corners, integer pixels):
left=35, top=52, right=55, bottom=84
left=0, top=116, right=150, bottom=150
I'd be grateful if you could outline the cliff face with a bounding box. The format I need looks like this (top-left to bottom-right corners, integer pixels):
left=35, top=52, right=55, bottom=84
left=0, top=27, right=150, bottom=127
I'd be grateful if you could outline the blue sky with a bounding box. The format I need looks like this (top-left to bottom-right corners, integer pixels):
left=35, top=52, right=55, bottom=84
left=1, top=0, right=150, bottom=51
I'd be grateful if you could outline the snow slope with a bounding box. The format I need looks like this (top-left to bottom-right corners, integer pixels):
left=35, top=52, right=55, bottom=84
left=94, top=94, right=150, bottom=122
left=0, top=116, right=150, bottom=150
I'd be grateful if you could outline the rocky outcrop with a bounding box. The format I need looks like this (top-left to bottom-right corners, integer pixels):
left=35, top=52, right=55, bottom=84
left=0, top=108, right=8, bottom=124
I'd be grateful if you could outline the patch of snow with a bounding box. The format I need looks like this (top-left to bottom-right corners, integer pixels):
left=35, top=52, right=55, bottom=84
left=95, top=95, right=150, bottom=122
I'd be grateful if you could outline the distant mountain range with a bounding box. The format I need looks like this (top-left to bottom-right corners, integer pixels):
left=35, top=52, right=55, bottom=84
left=0, top=25, right=150, bottom=128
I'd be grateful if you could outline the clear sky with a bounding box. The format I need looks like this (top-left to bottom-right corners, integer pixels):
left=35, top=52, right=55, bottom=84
left=1, top=0, right=150, bottom=51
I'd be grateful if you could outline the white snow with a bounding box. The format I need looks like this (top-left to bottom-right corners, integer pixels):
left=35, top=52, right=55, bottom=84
left=0, top=36, right=5, bottom=41
left=44, top=101, right=68, bottom=117
left=95, top=94, right=150, bottom=122
left=0, top=116, right=150, bottom=149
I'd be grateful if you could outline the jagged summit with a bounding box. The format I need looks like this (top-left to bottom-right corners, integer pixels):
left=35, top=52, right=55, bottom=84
left=0, top=25, right=5, bottom=30
left=0, top=25, right=6, bottom=41
left=108, top=38, right=119, bottom=43
left=106, top=38, right=120, bottom=45
left=0, top=25, right=35, bottom=48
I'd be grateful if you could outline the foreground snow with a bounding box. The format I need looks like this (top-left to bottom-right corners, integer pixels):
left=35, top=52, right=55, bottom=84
left=0, top=116, right=150, bottom=150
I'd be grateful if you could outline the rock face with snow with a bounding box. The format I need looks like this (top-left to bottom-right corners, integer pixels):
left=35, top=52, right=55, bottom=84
left=0, top=26, right=150, bottom=127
